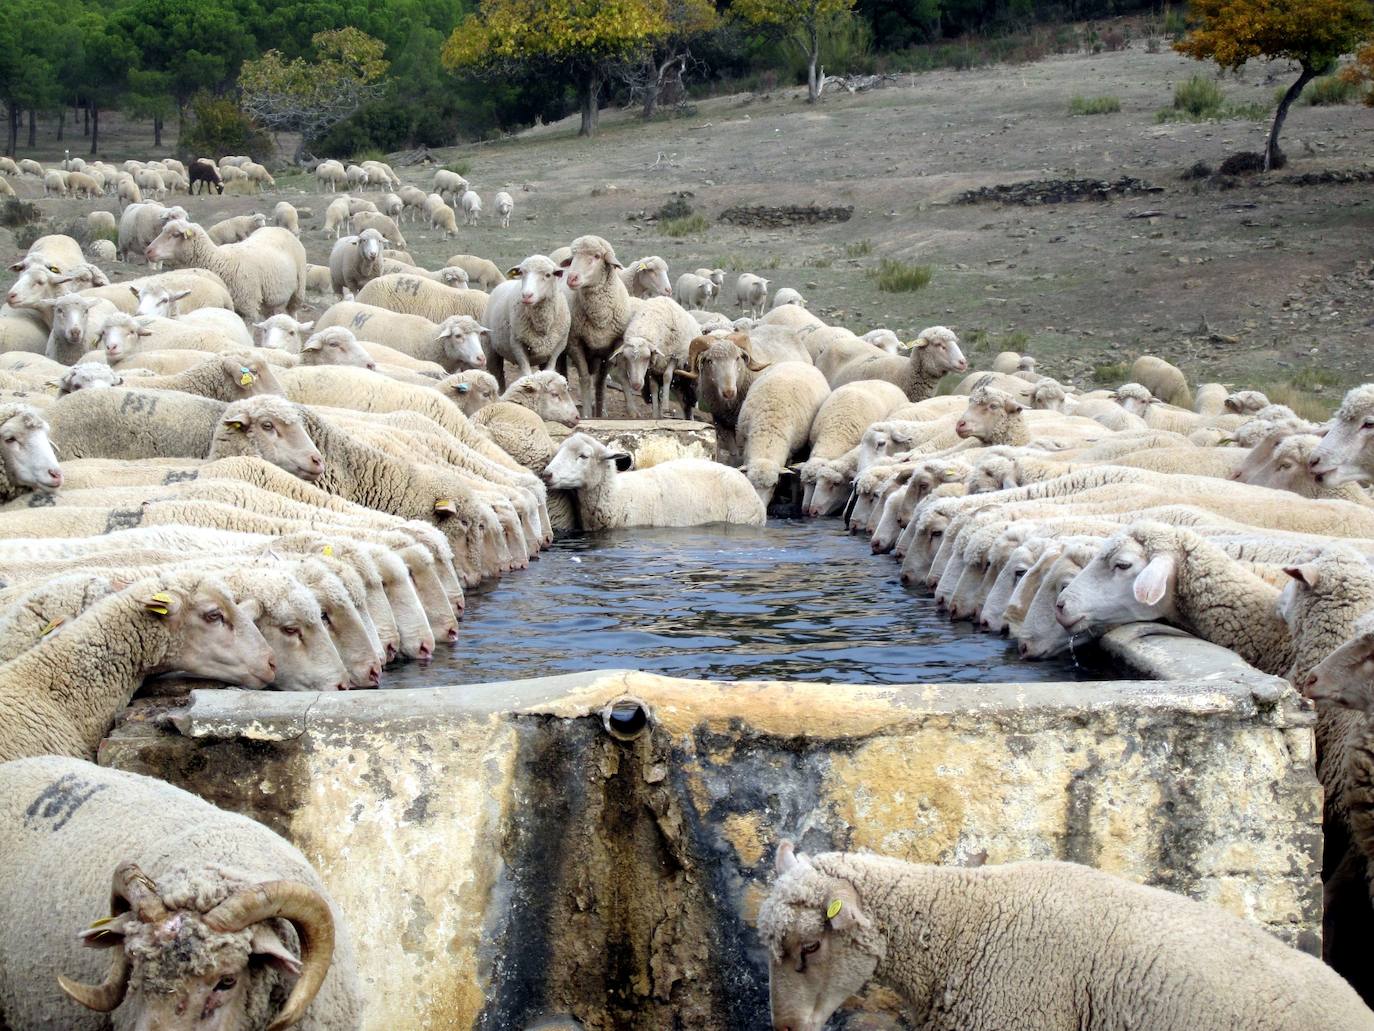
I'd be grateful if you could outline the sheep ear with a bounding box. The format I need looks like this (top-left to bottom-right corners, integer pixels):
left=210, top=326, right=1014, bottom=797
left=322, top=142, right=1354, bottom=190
left=824, top=885, right=865, bottom=934
left=222, top=417, right=247, bottom=432
left=775, top=840, right=798, bottom=875
left=558, top=257, right=572, bottom=269
left=434, top=498, right=458, bottom=516
left=455, top=383, right=471, bottom=394
left=142, top=590, right=180, bottom=618
left=298, top=321, right=314, bottom=332
left=1007, top=399, right=1024, bottom=414
left=170, top=289, right=191, bottom=302
left=609, top=453, right=633, bottom=472
left=128, top=285, right=140, bottom=298
left=7, top=261, right=23, bottom=272
left=1284, top=564, right=1319, bottom=589
left=552, top=268, right=564, bottom=278
left=1132, top=554, right=1175, bottom=606
left=506, top=266, right=521, bottom=279
left=249, top=925, right=303, bottom=976
left=76, top=912, right=136, bottom=948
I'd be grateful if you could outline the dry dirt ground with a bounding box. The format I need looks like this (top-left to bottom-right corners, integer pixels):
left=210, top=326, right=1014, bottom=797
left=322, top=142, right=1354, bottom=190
left=5, top=44, right=1372, bottom=412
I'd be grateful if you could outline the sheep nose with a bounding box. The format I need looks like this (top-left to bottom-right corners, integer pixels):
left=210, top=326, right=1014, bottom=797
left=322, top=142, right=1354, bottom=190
left=446, top=626, right=459, bottom=643
left=365, top=663, right=382, bottom=687
left=899, top=570, right=915, bottom=585
left=721, top=388, right=736, bottom=401
left=384, top=642, right=398, bottom=663
left=266, top=656, right=278, bottom=675
left=46, top=468, right=63, bottom=487
left=366, top=361, right=377, bottom=370
left=333, top=680, right=348, bottom=692
left=309, top=453, right=324, bottom=472
left=417, top=642, right=433, bottom=661
left=1018, top=642, right=1031, bottom=658
left=1299, top=672, right=1318, bottom=695
left=521, top=292, right=534, bottom=302
left=4, top=292, right=16, bottom=305
left=473, top=355, right=486, bottom=366
left=979, top=617, right=990, bottom=629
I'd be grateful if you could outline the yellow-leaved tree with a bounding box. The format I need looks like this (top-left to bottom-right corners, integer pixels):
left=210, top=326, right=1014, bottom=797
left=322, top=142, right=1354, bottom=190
left=1175, top=0, right=1374, bottom=169
left=733, top=0, right=857, bottom=103
left=442, top=0, right=671, bottom=137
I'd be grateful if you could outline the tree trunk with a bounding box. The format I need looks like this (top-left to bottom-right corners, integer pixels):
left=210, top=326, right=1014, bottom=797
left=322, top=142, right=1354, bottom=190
left=27, top=109, right=35, bottom=148
left=154, top=115, right=163, bottom=148
left=83, top=104, right=89, bottom=137
left=1267, top=65, right=1315, bottom=171
left=579, top=70, right=602, bottom=137
left=57, top=110, right=64, bottom=141
left=90, top=105, right=100, bottom=156
left=5, top=103, right=14, bottom=158
left=806, top=23, right=822, bottom=102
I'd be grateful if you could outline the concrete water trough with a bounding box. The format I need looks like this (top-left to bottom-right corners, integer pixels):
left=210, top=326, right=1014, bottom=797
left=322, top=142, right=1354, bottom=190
left=99, top=627, right=1320, bottom=1030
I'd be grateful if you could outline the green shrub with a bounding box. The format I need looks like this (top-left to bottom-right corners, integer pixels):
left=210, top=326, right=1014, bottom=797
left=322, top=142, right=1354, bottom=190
left=1069, top=95, right=1121, bottom=115
left=656, top=195, right=694, bottom=221
left=351, top=147, right=388, bottom=164
left=1163, top=6, right=1189, bottom=38
left=1304, top=74, right=1357, bottom=106
left=0, top=199, right=41, bottom=229
left=179, top=94, right=273, bottom=163
left=661, top=214, right=709, bottom=237
left=844, top=239, right=873, bottom=257
left=804, top=255, right=833, bottom=268
left=13, top=222, right=45, bottom=252
left=1092, top=361, right=1131, bottom=385
left=1290, top=367, right=1343, bottom=390
left=443, top=159, right=471, bottom=177
left=873, top=259, right=932, bottom=293
left=1173, top=75, right=1225, bottom=117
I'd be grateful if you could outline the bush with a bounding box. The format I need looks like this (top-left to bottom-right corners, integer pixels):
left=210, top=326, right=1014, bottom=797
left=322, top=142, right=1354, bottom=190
left=1069, top=95, right=1121, bottom=115
left=1304, top=74, right=1357, bottom=106
left=873, top=259, right=932, bottom=293
left=661, top=214, right=709, bottom=237
left=0, top=199, right=41, bottom=228
left=1164, top=6, right=1189, bottom=38
left=13, top=222, right=46, bottom=252
left=656, top=194, right=694, bottom=221
left=351, top=147, right=388, bottom=164
left=1180, top=160, right=1214, bottom=180
left=179, top=94, right=274, bottom=163
left=1092, top=360, right=1131, bottom=385
left=844, top=239, right=873, bottom=257
left=1172, top=75, right=1224, bottom=117
left=442, top=159, right=471, bottom=177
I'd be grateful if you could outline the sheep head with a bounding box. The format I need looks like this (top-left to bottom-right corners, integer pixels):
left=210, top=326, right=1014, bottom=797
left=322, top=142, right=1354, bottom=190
left=214, top=397, right=324, bottom=483
left=300, top=328, right=375, bottom=371
left=145, top=218, right=199, bottom=264
left=1310, top=384, right=1374, bottom=487
left=253, top=315, right=314, bottom=352
left=439, top=370, right=500, bottom=415
left=757, top=842, right=884, bottom=1031
left=1054, top=523, right=1187, bottom=637
left=133, top=284, right=193, bottom=318
left=0, top=403, right=62, bottom=492
left=610, top=337, right=657, bottom=392
left=435, top=315, right=488, bottom=371
left=1224, top=389, right=1270, bottom=415
left=56, top=362, right=122, bottom=395
left=1110, top=382, right=1157, bottom=418
left=542, top=432, right=631, bottom=489
left=1302, top=614, right=1374, bottom=711
left=625, top=256, right=672, bottom=298
left=909, top=325, right=966, bottom=378
left=220, top=354, right=287, bottom=398
left=955, top=386, right=1023, bottom=442
left=503, top=371, right=579, bottom=427
left=561, top=235, right=622, bottom=290
left=60, top=862, right=334, bottom=1031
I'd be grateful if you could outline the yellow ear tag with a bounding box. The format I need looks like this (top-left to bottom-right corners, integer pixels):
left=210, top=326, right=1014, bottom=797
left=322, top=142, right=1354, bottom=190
left=826, top=899, right=843, bottom=920
left=146, top=605, right=169, bottom=615
left=145, top=591, right=172, bottom=616
left=322, top=545, right=334, bottom=557
left=40, top=617, right=64, bottom=636
left=226, top=420, right=245, bottom=431
left=436, top=498, right=453, bottom=508
left=88, top=915, right=114, bottom=928
left=239, top=368, right=254, bottom=386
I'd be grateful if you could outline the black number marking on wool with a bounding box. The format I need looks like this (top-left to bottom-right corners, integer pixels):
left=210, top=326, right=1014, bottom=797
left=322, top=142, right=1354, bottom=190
left=24, top=774, right=109, bottom=832
left=104, top=508, right=144, bottom=532
left=119, top=392, right=158, bottom=416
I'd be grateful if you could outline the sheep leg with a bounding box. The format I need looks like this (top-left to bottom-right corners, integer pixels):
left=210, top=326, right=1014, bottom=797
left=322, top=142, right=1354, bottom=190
left=591, top=357, right=609, bottom=419
left=569, top=343, right=595, bottom=417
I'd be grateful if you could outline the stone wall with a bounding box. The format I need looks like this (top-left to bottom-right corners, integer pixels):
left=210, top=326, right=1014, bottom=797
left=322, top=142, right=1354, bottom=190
left=101, top=661, right=1320, bottom=1030
left=548, top=418, right=718, bottom=464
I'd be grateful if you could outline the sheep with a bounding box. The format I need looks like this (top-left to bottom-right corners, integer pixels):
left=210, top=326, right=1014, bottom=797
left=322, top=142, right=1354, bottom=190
left=480, top=255, right=570, bottom=390
left=306, top=264, right=333, bottom=297
left=0, top=756, right=362, bottom=1030
left=122, top=354, right=286, bottom=403
left=682, top=332, right=772, bottom=431
left=495, top=371, right=580, bottom=427
left=0, top=176, right=12, bottom=198
left=397, top=185, right=428, bottom=223
left=1130, top=353, right=1191, bottom=407
left=439, top=369, right=501, bottom=415
left=0, top=403, right=63, bottom=498
left=831, top=326, right=967, bottom=400
left=0, top=156, right=17, bottom=175
left=96, top=309, right=254, bottom=363
left=31, top=294, right=118, bottom=364
left=354, top=273, right=488, bottom=323
left=562, top=235, right=635, bottom=418
left=145, top=219, right=306, bottom=323
left=446, top=255, right=505, bottom=291
left=254, top=313, right=317, bottom=352
left=313, top=302, right=484, bottom=372
left=55, top=362, right=123, bottom=394
left=434, top=168, right=468, bottom=200
left=1225, top=389, right=1272, bottom=415
left=241, top=161, right=275, bottom=192
left=731, top=272, right=769, bottom=317
left=297, top=327, right=379, bottom=371
left=808, top=380, right=909, bottom=464
left=85, top=211, right=118, bottom=243
left=453, top=189, right=479, bottom=226
left=85, top=239, right=115, bottom=264
left=322, top=197, right=352, bottom=238
left=16, top=158, right=43, bottom=177
left=315, top=158, right=347, bottom=192
left=429, top=199, right=460, bottom=237
left=134, top=168, right=167, bottom=198
left=619, top=256, right=673, bottom=300
left=614, top=296, right=699, bottom=419
left=494, top=190, right=514, bottom=228
left=349, top=211, right=405, bottom=249
left=0, top=570, right=274, bottom=761
left=1311, top=384, right=1374, bottom=487
left=543, top=431, right=764, bottom=528
left=42, top=170, right=68, bottom=196
left=761, top=842, right=1374, bottom=1031
left=379, top=192, right=404, bottom=222
left=1194, top=381, right=1229, bottom=415
left=208, top=212, right=268, bottom=245
left=116, top=204, right=188, bottom=266
left=329, top=229, right=387, bottom=298
left=360, top=161, right=399, bottom=190
left=736, top=363, right=831, bottom=506
left=675, top=272, right=717, bottom=309
left=771, top=287, right=806, bottom=309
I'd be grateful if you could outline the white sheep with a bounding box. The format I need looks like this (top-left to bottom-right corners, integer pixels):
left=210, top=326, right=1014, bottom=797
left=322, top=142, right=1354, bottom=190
left=253, top=313, right=316, bottom=352
left=613, top=296, right=699, bottom=419
left=761, top=843, right=1374, bottom=1031
left=116, top=203, right=188, bottom=266
left=734, top=272, right=770, bottom=316
left=430, top=198, right=459, bottom=237
left=144, top=219, right=307, bottom=322
left=208, top=212, right=268, bottom=245
left=494, top=191, right=514, bottom=228
left=0, top=756, right=362, bottom=1029
left=315, top=158, right=348, bottom=192
left=314, top=302, right=487, bottom=373
left=619, top=256, right=673, bottom=299
left=438, top=369, right=501, bottom=415
left=461, top=190, right=482, bottom=226
left=1310, top=384, right=1374, bottom=487
left=481, top=254, right=570, bottom=390
left=737, top=362, right=832, bottom=506
left=543, top=431, right=764, bottom=527
left=496, top=371, right=581, bottom=427
left=445, top=255, right=505, bottom=291
left=434, top=168, right=468, bottom=201
left=349, top=210, right=405, bottom=249
left=771, top=287, right=806, bottom=309
left=0, top=403, right=63, bottom=497
left=1130, top=354, right=1191, bottom=407
left=675, top=272, right=717, bottom=309
left=354, top=273, right=487, bottom=323
left=328, top=228, right=387, bottom=298
left=832, top=325, right=967, bottom=399
left=562, top=235, right=635, bottom=418
left=273, top=200, right=300, bottom=236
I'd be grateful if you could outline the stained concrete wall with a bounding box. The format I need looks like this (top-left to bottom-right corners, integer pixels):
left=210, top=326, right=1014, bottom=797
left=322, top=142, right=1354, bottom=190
left=549, top=419, right=718, bottom=464
left=100, top=656, right=1320, bottom=1030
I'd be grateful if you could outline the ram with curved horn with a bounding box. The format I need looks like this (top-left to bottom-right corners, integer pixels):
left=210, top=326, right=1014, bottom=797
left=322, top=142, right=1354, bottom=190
left=681, top=331, right=772, bottom=431
left=0, top=756, right=363, bottom=1030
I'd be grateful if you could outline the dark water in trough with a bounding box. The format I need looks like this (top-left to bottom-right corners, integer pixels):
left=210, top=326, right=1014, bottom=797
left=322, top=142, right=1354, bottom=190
left=386, top=519, right=1108, bottom=688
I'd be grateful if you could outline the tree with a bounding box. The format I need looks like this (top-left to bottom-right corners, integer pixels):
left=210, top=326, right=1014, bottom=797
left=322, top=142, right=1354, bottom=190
left=621, top=0, right=718, bottom=119
left=733, top=0, right=857, bottom=103
left=239, top=28, right=388, bottom=158
left=442, top=0, right=669, bottom=136
left=1175, top=0, right=1374, bottom=170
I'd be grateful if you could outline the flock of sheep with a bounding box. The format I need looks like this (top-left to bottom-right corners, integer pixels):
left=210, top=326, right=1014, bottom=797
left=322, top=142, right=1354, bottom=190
left=0, top=147, right=1372, bottom=1029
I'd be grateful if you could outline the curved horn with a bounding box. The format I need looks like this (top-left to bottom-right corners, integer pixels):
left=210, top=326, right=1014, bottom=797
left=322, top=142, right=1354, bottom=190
left=58, top=948, right=131, bottom=1012
left=686, top=335, right=713, bottom=374
left=204, top=881, right=335, bottom=1031
left=113, top=861, right=167, bottom=923
left=731, top=333, right=770, bottom=372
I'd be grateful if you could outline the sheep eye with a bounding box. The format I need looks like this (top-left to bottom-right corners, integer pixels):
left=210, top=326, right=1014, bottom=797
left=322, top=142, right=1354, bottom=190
left=1363, top=420, right=1374, bottom=430
left=260, top=422, right=275, bottom=433
left=800, top=941, right=820, bottom=955
left=320, top=610, right=331, bottom=625
left=1113, top=560, right=1132, bottom=572
left=281, top=626, right=301, bottom=637
left=2, top=436, right=15, bottom=445
left=214, top=976, right=237, bottom=992
left=930, top=530, right=943, bottom=539
left=203, top=610, right=224, bottom=624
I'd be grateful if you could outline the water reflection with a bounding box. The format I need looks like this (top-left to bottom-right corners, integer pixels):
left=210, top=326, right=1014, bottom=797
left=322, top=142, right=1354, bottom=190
left=385, top=519, right=1108, bottom=688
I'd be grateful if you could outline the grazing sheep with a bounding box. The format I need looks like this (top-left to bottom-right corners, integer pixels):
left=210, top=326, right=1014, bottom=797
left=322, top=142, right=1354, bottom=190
left=329, top=229, right=387, bottom=298
left=614, top=296, right=699, bottom=419
left=439, top=369, right=501, bottom=415
left=562, top=235, right=634, bottom=418
left=734, top=273, right=770, bottom=316
left=349, top=211, right=405, bottom=249
left=494, top=190, right=514, bottom=228
left=675, top=272, right=717, bottom=309
left=145, top=219, right=306, bottom=322
left=187, top=157, right=223, bottom=195
left=760, top=842, right=1374, bottom=1031
left=1130, top=354, right=1192, bottom=407
left=481, top=255, right=570, bottom=390
left=43, top=170, right=69, bottom=196
left=771, top=287, right=806, bottom=309
left=619, top=256, right=673, bottom=299
left=429, top=199, right=460, bottom=237
left=460, top=190, right=482, bottom=226
left=323, top=197, right=353, bottom=238
left=241, top=161, right=275, bottom=192
left=315, top=158, right=348, bottom=192
left=445, top=255, right=505, bottom=291
left=832, top=326, right=967, bottom=399
left=85, top=210, right=118, bottom=242
left=434, top=168, right=468, bottom=200
left=0, top=755, right=362, bottom=1030
left=737, top=363, right=832, bottom=506
left=380, top=192, right=404, bottom=222
left=354, top=273, right=487, bottom=323
left=543, top=431, right=764, bottom=527
left=1311, top=384, right=1374, bottom=487
left=268, top=200, right=300, bottom=236
left=208, top=213, right=268, bottom=245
